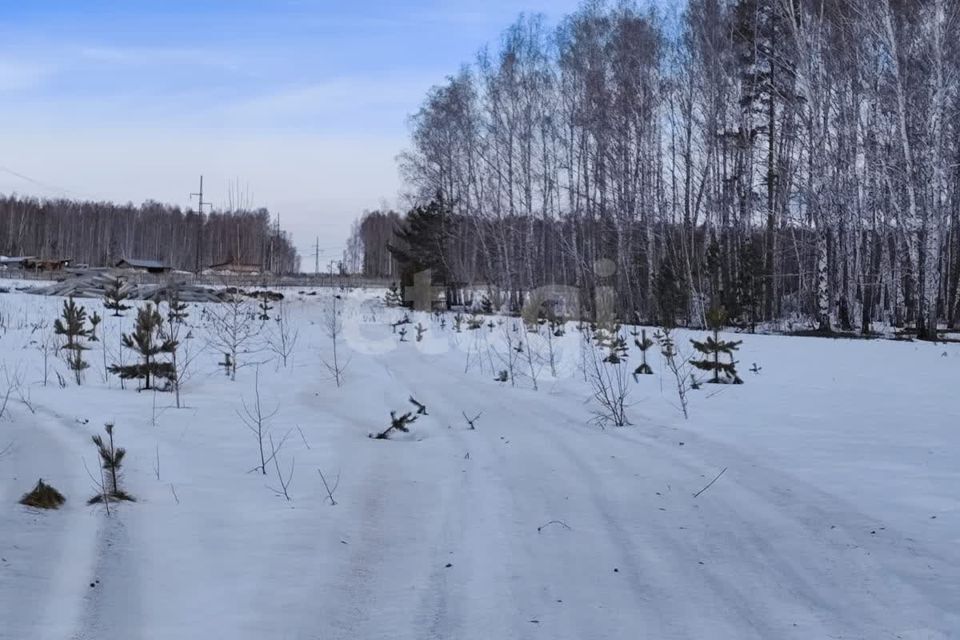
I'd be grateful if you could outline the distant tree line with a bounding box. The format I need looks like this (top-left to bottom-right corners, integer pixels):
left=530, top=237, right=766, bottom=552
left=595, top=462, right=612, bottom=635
left=344, top=210, right=403, bottom=279
left=0, top=195, right=299, bottom=273
left=350, top=0, right=960, bottom=336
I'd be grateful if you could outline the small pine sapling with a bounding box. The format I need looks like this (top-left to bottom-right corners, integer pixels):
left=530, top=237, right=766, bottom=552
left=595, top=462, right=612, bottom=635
left=398, top=327, right=408, bottom=342
left=109, top=303, right=177, bottom=390
left=415, top=322, right=427, bottom=342
left=166, top=291, right=189, bottom=325
left=54, top=297, right=92, bottom=385
left=219, top=352, right=233, bottom=375
left=453, top=313, right=464, bottom=333
left=633, top=329, right=655, bottom=378
left=594, top=322, right=628, bottom=364
left=479, top=295, right=493, bottom=315
left=88, top=312, right=102, bottom=342
left=88, top=423, right=135, bottom=504
left=384, top=282, right=403, bottom=307
left=103, top=277, right=131, bottom=316
left=689, top=308, right=743, bottom=384
left=257, top=297, right=273, bottom=321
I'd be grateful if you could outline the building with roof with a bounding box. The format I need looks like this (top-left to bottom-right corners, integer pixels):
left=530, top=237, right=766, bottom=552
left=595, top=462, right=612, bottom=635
left=115, top=258, right=171, bottom=274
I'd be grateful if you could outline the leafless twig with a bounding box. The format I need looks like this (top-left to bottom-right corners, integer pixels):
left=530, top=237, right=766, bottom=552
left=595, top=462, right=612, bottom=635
left=266, top=433, right=294, bottom=500
left=462, top=411, right=482, bottom=430
left=317, top=467, right=340, bottom=505
left=537, top=520, right=572, bottom=533
left=692, top=467, right=728, bottom=499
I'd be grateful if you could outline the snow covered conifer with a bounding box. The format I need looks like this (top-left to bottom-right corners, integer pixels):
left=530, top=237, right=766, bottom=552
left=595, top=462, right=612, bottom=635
left=384, top=282, right=403, bottom=307
left=594, top=323, right=628, bottom=364
left=109, top=303, right=177, bottom=390
left=690, top=307, right=743, bottom=384
left=103, top=276, right=131, bottom=317
left=54, top=297, right=92, bottom=385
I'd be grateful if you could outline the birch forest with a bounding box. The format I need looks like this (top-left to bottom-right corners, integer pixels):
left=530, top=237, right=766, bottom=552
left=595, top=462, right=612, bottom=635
left=353, top=0, right=960, bottom=336
left=0, top=195, right=299, bottom=274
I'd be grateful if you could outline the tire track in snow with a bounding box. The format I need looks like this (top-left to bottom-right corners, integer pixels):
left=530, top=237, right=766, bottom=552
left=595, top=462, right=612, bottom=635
left=381, top=358, right=536, bottom=640
left=522, top=402, right=954, bottom=638
left=0, top=404, right=105, bottom=640
left=386, top=356, right=662, bottom=640
left=288, top=360, right=471, bottom=640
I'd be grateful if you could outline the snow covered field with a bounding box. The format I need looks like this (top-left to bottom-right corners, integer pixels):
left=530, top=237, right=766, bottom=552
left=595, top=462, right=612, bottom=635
left=0, top=286, right=957, bottom=640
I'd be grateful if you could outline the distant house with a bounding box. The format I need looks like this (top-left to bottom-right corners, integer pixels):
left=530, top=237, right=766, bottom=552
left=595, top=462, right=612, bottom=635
left=207, top=260, right=262, bottom=275
left=22, top=257, right=71, bottom=271
left=115, top=258, right=171, bottom=275
left=0, top=256, right=37, bottom=270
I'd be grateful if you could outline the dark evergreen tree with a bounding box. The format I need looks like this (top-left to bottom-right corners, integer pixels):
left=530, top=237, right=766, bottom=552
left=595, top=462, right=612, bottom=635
left=103, top=277, right=132, bottom=317
left=54, top=297, right=92, bottom=385
left=387, top=195, right=452, bottom=288
left=736, top=238, right=764, bottom=332
left=655, top=259, right=687, bottom=328
left=690, top=308, right=744, bottom=384
left=109, top=303, right=177, bottom=390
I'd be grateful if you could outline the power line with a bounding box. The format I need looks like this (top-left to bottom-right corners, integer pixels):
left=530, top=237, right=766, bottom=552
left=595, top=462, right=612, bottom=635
left=0, top=164, right=90, bottom=199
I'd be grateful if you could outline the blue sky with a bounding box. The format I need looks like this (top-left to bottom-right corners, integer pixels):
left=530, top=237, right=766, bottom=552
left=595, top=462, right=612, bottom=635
left=0, top=0, right=586, bottom=261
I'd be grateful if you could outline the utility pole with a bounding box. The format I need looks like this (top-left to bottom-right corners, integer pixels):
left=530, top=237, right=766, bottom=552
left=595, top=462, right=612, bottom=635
left=190, top=176, right=211, bottom=275
left=314, top=236, right=320, bottom=277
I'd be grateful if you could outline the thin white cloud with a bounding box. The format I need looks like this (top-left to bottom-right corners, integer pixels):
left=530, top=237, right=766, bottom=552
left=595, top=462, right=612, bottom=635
left=78, top=45, right=239, bottom=71
left=220, top=75, right=437, bottom=124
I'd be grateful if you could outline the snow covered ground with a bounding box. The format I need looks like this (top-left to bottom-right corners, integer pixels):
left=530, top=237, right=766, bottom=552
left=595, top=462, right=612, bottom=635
left=0, top=286, right=957, bottom=640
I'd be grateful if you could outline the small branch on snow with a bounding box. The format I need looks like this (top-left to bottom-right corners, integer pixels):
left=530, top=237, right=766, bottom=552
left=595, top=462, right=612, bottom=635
left=462, top=411, right=482, bottom=430
left=296, top=425, right=311, bottom=449
left=537, top=520, right=572, bottom=533
left=692, top=467, right=728, bottom=499
left=170, top=484, right=180, bottom=504
left=318, top=467, right=340, bottom=505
